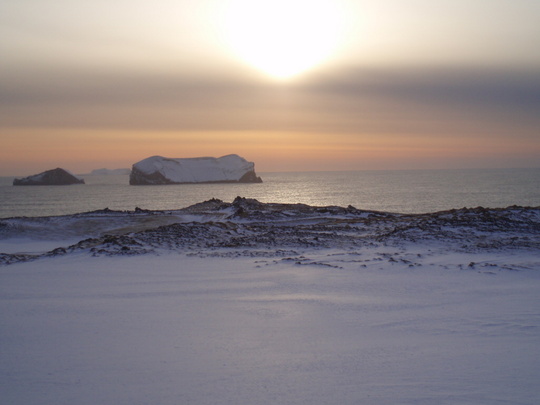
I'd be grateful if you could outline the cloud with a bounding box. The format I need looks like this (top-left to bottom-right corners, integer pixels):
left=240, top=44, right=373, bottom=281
left=1, top=64, right=539, bottom=140
left=313, top=66, right=540, bottom=111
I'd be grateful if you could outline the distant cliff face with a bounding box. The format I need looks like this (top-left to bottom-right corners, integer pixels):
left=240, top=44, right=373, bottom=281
left=90, top=168, right=131, bottom=176
left=13, top=168, right=85, bottom=186
left=129, top=155, right=263, bottom=185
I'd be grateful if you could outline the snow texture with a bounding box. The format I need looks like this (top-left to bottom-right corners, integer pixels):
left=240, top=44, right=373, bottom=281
left=1, top=197, right=538, bottom=265
left=1, top=198, right=539, bottom=404
left=129, top=155, right=262, bottom=185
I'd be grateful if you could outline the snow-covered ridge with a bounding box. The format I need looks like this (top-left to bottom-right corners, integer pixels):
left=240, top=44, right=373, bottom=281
left=1, top=197, right=538, bottom=266
left=130, top=154, right=262, bottom=185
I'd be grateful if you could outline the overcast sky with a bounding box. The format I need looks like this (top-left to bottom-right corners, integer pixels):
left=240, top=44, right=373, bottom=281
left=1, top=0, right=539, bottom=175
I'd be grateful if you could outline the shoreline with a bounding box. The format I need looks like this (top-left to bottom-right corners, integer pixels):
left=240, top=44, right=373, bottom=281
left=1, top=198, right=539, bottom=266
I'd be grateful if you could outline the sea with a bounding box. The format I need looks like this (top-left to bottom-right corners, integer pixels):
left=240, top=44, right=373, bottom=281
left=1, top=168, right=539, bottom=218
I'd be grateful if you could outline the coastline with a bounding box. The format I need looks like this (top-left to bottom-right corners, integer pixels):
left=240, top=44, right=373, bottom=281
left=2, top=168, right=539, bottom=219
left=1, top=197, right=538, bottom=266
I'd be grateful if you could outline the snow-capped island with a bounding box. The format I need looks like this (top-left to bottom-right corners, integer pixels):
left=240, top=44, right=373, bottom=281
left=13, top=168, right=85, bottom=186
left=129, top=154, right=262, bottom=185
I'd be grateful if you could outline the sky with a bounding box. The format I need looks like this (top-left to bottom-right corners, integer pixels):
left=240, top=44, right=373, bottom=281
left=1, top=0, right=539, bottom=175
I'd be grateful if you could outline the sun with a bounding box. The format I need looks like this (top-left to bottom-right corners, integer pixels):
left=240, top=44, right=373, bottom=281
left=224, top=0, right=342, bottom=79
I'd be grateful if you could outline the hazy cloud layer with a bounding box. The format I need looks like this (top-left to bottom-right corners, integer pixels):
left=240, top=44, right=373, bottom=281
left=2, top=0, right=539, bottom=172
left=2, top=66, right=539, bottom=136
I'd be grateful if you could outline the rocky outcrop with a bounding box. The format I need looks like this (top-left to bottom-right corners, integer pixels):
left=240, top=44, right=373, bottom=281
left=13, top=168, right=85, bottom=186
left=129, top=155, right=262, bottom=185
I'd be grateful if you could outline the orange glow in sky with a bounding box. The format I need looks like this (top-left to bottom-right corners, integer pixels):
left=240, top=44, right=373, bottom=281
left=0, top=0, right=539, bottom=175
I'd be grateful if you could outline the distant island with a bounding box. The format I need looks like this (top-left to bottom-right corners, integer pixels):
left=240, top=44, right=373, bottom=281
left=13, top=168, right=85, bottom=186
left=129, top=154, right=263, bottom=185
left=88, top=168, right=131, bottom=176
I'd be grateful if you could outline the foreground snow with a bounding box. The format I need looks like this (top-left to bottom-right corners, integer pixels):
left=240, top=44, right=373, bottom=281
left=1, top=198, right=539, bottom=404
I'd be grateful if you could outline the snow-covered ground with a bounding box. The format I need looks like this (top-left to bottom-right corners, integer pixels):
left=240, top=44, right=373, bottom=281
left=1, top=198, right=539, bottom=404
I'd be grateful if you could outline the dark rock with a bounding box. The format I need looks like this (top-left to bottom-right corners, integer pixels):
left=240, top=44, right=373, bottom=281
left=129, top=166, right=172, bottom=185
left=239, top=171, right=263, bottom=183
left=13, top=168, right=84, bottom=186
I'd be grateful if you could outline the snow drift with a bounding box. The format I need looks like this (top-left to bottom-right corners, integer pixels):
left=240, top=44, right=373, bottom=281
left=1, top=198, right=539, bottom=405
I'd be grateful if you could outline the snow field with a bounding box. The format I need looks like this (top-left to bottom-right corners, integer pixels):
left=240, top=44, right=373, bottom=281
left=1, top=249, right=539, bottom=405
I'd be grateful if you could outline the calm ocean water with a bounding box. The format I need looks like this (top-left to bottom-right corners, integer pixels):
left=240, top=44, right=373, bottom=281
left=0, top=168, right=539, bottom=218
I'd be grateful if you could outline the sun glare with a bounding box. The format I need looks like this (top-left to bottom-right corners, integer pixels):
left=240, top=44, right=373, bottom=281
left=225, top=0, right=342, bottom=79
